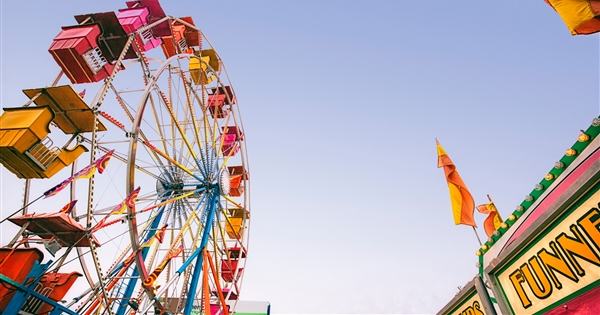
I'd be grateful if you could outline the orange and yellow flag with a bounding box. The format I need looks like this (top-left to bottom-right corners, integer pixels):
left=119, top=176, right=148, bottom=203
left=436, top=140, right=477, bottom=227
left=477, top=199, right=503, bottom=237
left=545, top=0, right=600, bottom=35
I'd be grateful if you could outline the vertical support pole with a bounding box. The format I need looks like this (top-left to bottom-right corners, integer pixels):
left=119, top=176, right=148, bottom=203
left=21, top=179, right=31, bottom=248
left=474, top=274, right=497, bottom=315
left=22, top=180, right=31, bottom=214
left=185, top=241, right=206, bottom=314
left=203, top=249, right=212, bottom=315
left=183, top=193, right=219, bottom=315
left=116, top=203, right=168, bottom=315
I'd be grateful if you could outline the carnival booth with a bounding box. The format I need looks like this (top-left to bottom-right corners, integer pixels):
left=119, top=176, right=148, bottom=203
left=481, top=118, right=600, bottom=314
left=436, top=117, right=600, bottom=315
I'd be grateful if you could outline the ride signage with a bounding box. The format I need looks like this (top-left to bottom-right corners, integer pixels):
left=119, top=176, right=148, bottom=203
left=437, top=275, right=496, bottom=315
left=488, top=185, right=600, bottom=315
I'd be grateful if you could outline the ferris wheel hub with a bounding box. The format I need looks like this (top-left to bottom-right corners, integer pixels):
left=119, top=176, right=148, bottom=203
left=218, top=168, right=231, bottom=196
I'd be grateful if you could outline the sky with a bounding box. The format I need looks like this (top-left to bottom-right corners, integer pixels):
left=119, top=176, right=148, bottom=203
left=1, top=1, right=599, bottom=314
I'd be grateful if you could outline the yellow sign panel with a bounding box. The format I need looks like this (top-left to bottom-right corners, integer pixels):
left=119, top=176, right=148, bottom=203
left=496, top=189, right=600, bottom=315
left=446, top=291, right=487, bottom=315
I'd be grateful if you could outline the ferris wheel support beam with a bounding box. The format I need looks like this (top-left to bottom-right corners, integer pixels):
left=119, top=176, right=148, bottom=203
left=137, top=192, right=209, bottom=315
left=116, top=200, right=170, bottom=315
left=85, top=115, right=114, bottom=314
left=21, top=179, right=31, bottom=216
left=183, top=190, right=220, bottom=315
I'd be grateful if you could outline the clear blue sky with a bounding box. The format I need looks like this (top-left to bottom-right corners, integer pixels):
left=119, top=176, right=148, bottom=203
left=1, top=1, right=598, bottom=314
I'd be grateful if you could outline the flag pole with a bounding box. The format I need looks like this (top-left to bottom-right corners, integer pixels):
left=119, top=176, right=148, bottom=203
left=472, top=226, right=483, bottom=246
left=470, top=195, right=493, bottom=246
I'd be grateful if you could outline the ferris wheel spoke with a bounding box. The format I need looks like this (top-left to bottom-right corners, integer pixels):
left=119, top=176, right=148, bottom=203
left=151, top=85, right=205, bottom=175
left=176, top=192, right=217, bottom=272
left=137, top=190, right=201, bottom=215
left=79, top=263, right=131, bottom=315
left=205, top=249, right=232, bottom=312
left=190, top=82, right=220, bottom=181
left=138, top=87, right=171, bottom=156
left=80, top=138, right=166, bottom=181
left=180, top=76, right=207, bottom=174
left=144, top=132, right=204, bottom=174
left=179, top=73, right=210, bottom=148
left=166, top=68, right=185, bottom=166
left=140, top=194, right=208, bottom=287
left=142, top=141, right=204, bottom=184
left=210, top=111, right=232, bottom=173
left=107, top=84, right=188, bottom=184
left=181, top=202, right=207, bottom=254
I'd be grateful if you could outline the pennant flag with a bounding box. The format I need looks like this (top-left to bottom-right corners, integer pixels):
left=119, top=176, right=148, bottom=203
left=142, top=244, right=181, bottom=288
left=110, top=201, right=127, bottom=216
left=79, top=89, right=87, bottom=98
left=59, top=200, right=78, bottom=214
left=544, top=0, right=600, bottom=35
left=122, top=252, right=136, bottom=266
left=95, top=150, right=115, bottom=174
left=44, top=179, right=71, bottom=198
left=477, top=198, right=503, bottom=237
left=167, top=245, right=184, bottom=259
left=155, top=224, right=168, bottom=243
left=138, top=225, right=166, bottom=250
left=143, top=259, right=168, bottom=288
left=125, top=187, right=141, bottom=209
left=92, top=216, right=110, bottom=233
left=138, top=236, right=156, bottom=250
left=124, top=223, right=168, bottom=267
left=44, top=150, right=115, bottom=198
left=111, top=187, right=140, bottom=215
left=109, top=189, right=138, bottom=215
left=72, top=164, right=96, bottom=181
left=43, top=152, right=113, bottom=198
left=92, top=187, right=141, bottom=232
left=436, top=140, right=477, bottom=227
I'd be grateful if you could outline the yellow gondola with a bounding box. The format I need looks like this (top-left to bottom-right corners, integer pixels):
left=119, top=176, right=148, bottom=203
left=0, top=85, right=105, bottom=179
left=225, top=208, right=247, bottom=239
left=189, top=48, right=220, bottom=85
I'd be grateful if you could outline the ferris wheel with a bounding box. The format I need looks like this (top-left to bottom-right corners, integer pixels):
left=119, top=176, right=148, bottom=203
left=0, top=1, right=250, bottom=314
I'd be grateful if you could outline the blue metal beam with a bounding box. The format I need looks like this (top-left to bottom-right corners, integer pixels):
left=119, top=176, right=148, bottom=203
left=183, top=191, right=219, bottom=315
left=116, top=200, right=169, bottom=315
